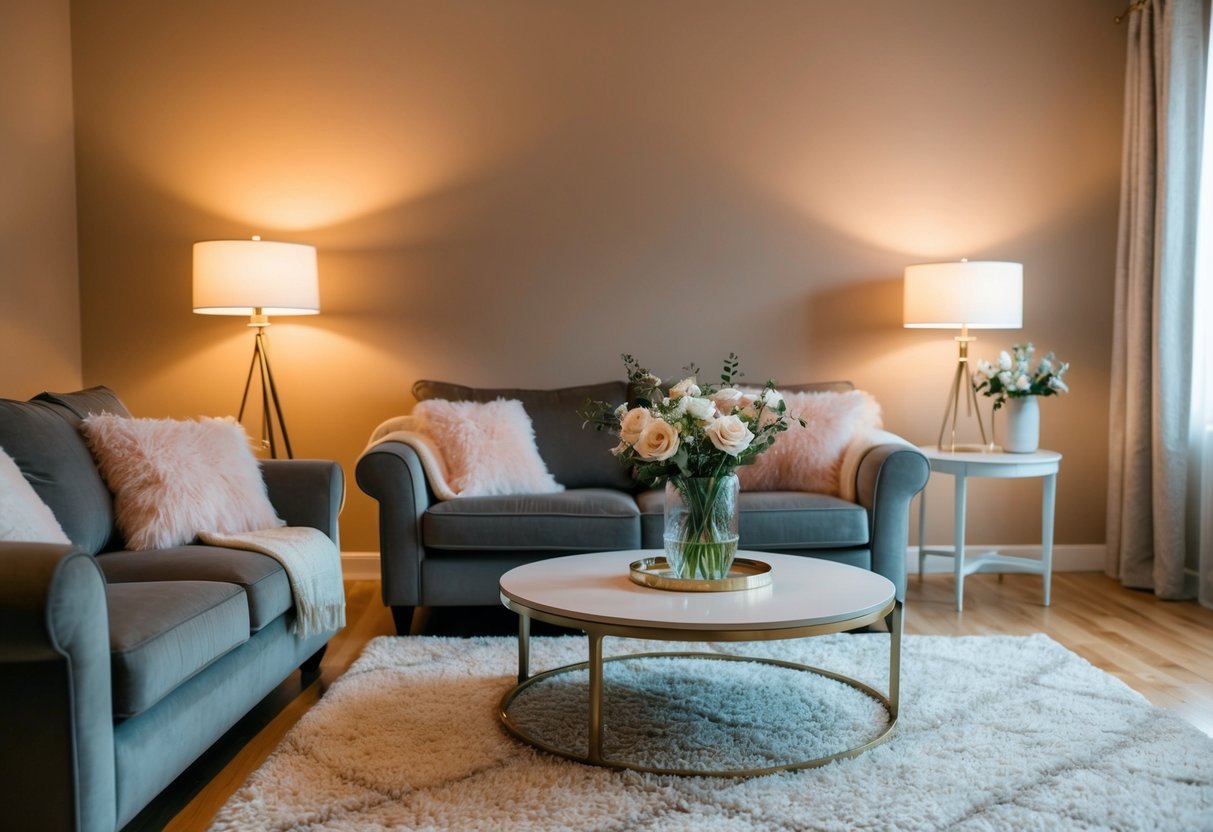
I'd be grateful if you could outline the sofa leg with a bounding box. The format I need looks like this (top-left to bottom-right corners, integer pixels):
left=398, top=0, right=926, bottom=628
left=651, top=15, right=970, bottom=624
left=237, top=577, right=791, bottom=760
left=391, top=605, right=416, bottom=636
left=300, top=644, right=327, bottom=677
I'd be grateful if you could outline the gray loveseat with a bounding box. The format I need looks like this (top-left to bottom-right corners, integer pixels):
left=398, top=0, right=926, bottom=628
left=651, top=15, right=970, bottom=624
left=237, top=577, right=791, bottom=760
left=357, top=379, right=929, bottom=635
left=0, top=387, right=343, bottom=832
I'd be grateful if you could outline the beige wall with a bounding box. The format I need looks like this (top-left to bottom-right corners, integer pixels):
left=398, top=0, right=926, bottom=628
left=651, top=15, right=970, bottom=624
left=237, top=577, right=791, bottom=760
left=69, top=0, right=1126, bottom=552
left=1, top=0, right=81, bottom=398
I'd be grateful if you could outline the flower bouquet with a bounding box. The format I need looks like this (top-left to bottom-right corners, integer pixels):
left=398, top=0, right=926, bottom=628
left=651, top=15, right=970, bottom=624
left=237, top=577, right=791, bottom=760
left=971, top=343, right=1071, bottom=410
left=581, top=354, right=798, bottom=580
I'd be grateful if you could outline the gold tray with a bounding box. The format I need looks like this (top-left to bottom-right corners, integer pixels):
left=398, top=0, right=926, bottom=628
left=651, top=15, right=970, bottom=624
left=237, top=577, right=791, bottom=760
left=628, top=556, right=772, bottom=592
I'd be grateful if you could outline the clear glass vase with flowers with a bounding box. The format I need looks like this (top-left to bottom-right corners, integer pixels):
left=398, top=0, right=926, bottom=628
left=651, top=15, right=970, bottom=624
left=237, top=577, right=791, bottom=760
left=581, top=354, right=799, bottom=580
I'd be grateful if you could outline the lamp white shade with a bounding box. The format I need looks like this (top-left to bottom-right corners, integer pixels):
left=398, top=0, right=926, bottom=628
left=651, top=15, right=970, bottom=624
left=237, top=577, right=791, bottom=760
left=192, top=239, right=320, bottom=316
left=903, top=260, right=1023, bottom=329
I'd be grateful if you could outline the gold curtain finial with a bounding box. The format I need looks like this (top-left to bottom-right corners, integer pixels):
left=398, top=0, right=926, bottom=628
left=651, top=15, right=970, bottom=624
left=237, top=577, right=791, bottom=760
left=1115, top=0, right=1147, bottom=24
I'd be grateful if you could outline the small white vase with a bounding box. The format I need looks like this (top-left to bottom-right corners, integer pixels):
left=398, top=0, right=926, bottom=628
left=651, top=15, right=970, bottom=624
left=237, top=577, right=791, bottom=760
left=1002, top=396, right=1040, bottom=453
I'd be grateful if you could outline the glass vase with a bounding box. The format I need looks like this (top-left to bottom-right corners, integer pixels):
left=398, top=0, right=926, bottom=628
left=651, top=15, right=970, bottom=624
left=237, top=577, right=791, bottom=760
left=663, top=473, right=740, bottom=580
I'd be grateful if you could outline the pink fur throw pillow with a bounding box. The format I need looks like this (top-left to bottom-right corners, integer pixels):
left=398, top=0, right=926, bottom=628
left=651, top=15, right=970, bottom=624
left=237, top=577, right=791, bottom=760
left=0, top=446, right=71, bottom=544
left=411, top=398, right=563, bottom=497
left=737, top=390, right=882, bottom=496
left=81, top=414, right=283, bottom=550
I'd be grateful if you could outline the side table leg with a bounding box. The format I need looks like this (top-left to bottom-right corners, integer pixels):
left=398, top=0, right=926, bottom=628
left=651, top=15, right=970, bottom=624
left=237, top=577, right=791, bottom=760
left=1041, top=472, right=1057, bottom=607
left=587, top=631, right=604, bottom=763
left=517, top=613, right=531, bottom=683
left=886, top=600, right=903, bottom=719
left=917, top=487, right=927, bottom=578
left=954, top=473, right=968, bottom=612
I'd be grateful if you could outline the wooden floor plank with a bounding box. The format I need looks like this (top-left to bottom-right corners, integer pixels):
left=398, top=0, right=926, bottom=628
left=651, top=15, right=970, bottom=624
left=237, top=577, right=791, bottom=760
left=121, top=571, right=1213, bottom=831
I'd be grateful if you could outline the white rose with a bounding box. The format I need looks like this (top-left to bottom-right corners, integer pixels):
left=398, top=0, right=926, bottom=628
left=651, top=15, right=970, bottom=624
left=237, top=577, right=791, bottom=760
left=634, top=419, right=680, bottom=461
left=618, top=407, right=652, bottom=445
left=709, top=387, right=745, bottom=414
left=760, top=388, right=784, bottom=409
left=706, top=415, right=754, bottom=457
left=684, top=396, right=716, bottom=421
left=669, top=378, right=701, bottom=399
left=998, top=351, right=1012, bottom=371
left=1014, top=375, right=1032, bottom=392
left=998, top=371, right=1013, bottom=387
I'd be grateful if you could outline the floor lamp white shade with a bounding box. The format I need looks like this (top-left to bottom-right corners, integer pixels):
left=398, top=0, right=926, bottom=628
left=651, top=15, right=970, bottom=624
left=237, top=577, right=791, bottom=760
left=192, top=239, right=320, bottom=318
left=903, top=260, right=1024, bottom=451
left=192, top=238, right=319, bottom=459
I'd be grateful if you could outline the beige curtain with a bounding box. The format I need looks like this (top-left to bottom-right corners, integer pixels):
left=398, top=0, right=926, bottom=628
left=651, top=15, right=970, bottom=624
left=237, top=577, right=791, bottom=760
left=1107, top=0, right=1208, bottom=601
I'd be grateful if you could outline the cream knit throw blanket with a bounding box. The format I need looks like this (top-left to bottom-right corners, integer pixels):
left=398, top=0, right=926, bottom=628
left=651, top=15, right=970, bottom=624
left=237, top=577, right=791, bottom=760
left=199, top=527, right=345, bottom=638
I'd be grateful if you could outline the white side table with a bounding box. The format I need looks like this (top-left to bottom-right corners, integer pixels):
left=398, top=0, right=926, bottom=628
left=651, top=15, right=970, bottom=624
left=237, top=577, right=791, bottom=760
left=917, top=446, right=1062, bottom=612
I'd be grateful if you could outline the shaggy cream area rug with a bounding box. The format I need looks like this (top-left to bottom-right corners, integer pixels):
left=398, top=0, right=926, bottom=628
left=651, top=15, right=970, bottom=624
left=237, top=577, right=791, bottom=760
left=211, top=634, right=1213, bottom=831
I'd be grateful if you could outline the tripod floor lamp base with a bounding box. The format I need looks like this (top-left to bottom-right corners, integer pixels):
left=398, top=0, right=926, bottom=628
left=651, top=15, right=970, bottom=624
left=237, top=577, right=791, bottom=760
left=238, top=325, right=293, bottom=459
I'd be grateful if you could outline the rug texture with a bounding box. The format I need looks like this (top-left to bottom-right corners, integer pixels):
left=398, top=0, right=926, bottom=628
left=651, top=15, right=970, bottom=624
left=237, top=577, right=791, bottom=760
left=210, top=634, right=1213, bottom=831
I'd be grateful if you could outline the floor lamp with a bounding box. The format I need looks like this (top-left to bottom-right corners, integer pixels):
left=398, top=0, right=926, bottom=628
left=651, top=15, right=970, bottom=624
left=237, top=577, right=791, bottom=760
left=903, top=260, right=1023, bottom=452
left=192, top=237, right=319, bottom=459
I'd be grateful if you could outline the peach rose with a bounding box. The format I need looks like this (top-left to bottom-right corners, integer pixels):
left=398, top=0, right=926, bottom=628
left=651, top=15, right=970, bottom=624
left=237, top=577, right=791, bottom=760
left=705, top=415, right=754, bottom=457
left=708, top=387, right=745, bottom=415
left=634, top=419, right=680, bottom=461
left=668, top=378, right=701, bottom=399
left=618, top=407, right=652, bottom=445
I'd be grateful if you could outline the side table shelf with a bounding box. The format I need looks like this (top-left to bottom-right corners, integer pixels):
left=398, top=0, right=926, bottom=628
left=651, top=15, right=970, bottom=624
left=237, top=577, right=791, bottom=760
left=917, top=446, right=1062, bottom=612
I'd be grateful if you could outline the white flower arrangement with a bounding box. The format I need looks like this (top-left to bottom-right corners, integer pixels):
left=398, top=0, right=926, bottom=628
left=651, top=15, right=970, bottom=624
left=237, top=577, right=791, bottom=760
left=972, top=342, right=1071, bottom=411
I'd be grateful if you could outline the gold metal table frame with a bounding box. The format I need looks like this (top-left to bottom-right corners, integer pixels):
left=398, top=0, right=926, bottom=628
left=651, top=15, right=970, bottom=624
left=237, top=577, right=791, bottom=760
left=498, top=597, right=902, bottom=778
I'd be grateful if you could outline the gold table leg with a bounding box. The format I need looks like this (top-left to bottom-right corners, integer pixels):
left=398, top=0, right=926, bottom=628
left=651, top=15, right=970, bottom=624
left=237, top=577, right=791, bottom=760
left=587, top=632, right=604, bottom=763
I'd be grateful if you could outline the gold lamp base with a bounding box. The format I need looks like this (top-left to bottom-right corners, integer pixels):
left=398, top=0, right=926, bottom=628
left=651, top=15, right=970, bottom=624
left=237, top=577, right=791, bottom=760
left=937, top=331, right=992, bottom=454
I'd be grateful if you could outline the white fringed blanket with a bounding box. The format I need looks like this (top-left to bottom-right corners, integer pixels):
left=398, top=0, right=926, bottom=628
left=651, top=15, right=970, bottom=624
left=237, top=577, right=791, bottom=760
left=199, top=527, right=345, bottom=638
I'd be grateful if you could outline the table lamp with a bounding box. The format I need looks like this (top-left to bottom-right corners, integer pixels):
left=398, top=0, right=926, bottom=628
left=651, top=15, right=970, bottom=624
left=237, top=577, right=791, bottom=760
left=903, top=260, right=1023, bottom=452
left=192, top=236, right=319, bottom=458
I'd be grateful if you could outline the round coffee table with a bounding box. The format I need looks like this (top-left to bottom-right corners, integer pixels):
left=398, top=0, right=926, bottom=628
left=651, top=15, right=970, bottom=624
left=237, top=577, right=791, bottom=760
left=498, top=550, right=901, bottom=777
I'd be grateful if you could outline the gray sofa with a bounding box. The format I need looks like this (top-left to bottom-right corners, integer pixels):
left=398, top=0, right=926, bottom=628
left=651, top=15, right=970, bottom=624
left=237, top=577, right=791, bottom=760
left=0, top=387, right=343, bottom=832
left=357, top=379, right=930, bottom=635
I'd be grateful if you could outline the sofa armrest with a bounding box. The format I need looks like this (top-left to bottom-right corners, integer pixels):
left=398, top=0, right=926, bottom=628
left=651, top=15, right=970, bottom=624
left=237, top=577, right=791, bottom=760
left=0, top=543, right=116, bottom=832
left=853, top=439, right=930, bottom=602
left=260, top=459, right=344, bottom=547
left=356, top=441, right=434, bottom=607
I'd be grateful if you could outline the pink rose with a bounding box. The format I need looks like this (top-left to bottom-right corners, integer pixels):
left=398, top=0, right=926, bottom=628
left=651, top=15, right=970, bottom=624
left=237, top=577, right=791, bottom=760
left=634, top=419, right=680, bottom=461
left=705, top=415, right=754, bottom=457
left=709, top=387, right=745, bottom=415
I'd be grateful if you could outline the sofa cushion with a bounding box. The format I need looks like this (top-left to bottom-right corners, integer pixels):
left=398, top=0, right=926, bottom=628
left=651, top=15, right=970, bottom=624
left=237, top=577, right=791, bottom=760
left=423, top=488, right=640, bottom=552
left=81, top=414, right=284, bottom=550
left=107, top=580, right=249, bottom=718
left=96, top=546, right=291, bottom=632
left=0, top=398, right=117, bottom=554
left=413, top=380, right=633, bottom=491
left=737, top=390, right=882, bottom=497
left=636, top=489, right=870, bottom=549
left=33, top=385, right=132, bottom=419
left=411, top=399, right=563, bottom=497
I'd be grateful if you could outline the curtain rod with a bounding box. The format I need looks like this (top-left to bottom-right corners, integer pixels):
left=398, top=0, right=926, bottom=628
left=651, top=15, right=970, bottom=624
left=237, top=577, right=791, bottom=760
left=1115, top=0, right=1147, bottom=24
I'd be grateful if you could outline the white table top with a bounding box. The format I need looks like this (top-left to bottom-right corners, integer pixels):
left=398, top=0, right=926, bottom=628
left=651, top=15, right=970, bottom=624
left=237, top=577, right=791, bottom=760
left=918, top=445, right=1061, bottom=478
left=499, top=550, right=895, bottom=632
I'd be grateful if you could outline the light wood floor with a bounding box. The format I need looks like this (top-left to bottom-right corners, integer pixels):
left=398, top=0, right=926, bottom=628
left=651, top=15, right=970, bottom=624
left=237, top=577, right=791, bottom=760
left=124, top=572, right=1213, bottom=831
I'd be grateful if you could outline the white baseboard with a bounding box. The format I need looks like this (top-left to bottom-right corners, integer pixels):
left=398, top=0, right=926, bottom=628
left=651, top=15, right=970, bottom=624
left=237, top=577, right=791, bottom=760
left=344, top=546, right=1107, bottom=582
left=908, top=544, right=1105, bottom=574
